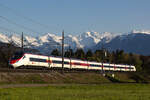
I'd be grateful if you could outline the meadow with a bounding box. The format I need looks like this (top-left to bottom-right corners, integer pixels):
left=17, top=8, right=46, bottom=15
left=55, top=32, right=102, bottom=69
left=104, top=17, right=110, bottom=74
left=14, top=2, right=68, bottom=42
left=0, top=84, right=150, bottom=100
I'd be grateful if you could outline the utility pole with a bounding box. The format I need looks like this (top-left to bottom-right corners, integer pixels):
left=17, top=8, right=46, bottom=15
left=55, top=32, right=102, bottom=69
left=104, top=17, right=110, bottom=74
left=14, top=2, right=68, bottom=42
left=69, top=46, right=71, bottom=69
left=21, top=32, right=24, bottom=52
left=69, top=45, right=71, bottom=59
left=101, top=42, right=105, bottom=76
left=62, top=30, right=64, bottom=73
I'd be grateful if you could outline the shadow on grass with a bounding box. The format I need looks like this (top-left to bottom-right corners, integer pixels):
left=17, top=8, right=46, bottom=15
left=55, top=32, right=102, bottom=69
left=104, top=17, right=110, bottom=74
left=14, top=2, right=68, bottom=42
left=105, top=75, right=122, bottom=83
left=129, top=73, right=149, bottom=83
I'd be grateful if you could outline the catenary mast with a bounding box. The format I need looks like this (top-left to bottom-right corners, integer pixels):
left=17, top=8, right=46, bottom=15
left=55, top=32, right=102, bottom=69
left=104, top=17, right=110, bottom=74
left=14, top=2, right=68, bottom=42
left=62, top=30, right=64, bottom=73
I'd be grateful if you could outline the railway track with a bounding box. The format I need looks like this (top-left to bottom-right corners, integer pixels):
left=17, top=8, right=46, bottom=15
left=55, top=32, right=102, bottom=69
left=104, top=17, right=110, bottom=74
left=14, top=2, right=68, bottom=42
left=0, top=68, right=102, bottom=74
left=0, top=66, right=131, bottom=74
left=0, top=68, right=53, bottom=73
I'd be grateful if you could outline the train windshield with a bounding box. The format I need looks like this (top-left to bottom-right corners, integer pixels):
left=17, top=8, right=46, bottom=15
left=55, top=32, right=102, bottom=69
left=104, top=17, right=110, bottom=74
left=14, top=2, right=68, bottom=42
left=11, top=52, right=24, bottom=60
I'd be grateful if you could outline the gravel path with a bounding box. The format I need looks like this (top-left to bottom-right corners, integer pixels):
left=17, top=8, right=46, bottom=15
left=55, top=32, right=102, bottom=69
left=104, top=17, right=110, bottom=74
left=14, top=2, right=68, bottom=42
left=0, top=84, right=54, bottom=88
left=0, top=83, right=100, bottom=88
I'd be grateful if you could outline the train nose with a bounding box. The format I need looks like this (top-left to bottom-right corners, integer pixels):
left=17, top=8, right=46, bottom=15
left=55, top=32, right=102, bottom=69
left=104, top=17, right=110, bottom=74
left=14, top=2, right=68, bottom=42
left=10, top=60, right=17, bottom=64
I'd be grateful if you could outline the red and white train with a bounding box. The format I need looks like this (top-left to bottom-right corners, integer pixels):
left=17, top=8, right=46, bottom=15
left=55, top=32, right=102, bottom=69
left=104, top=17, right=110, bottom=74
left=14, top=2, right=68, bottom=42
left=9, top=52, right=136, bottom=72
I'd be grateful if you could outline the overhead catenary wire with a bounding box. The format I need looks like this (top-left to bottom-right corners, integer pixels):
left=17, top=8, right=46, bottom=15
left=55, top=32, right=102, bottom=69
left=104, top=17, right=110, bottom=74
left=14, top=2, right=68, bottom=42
left=0, top=3, right=51, bottom=30
left=0, top=16, right=40, bottom=34
left=0, top=26, right=22, bottom=47
left=0, top=26, right=20, bottom=34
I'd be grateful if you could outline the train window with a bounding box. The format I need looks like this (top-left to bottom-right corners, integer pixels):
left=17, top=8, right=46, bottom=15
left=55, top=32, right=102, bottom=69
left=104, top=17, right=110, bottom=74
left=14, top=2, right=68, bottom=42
left=64, top=61, right=69, bottom=64
left=23, top=56, right=26, bottom=59
left=52, top=60, right=69, bottom=64
left=52, top=60, right=62, bottom=64
left=30, top=58, right=46, bottom=62
left=11, top=52, right=24, bottom=60
left=90, top=64, right=100, bottom=67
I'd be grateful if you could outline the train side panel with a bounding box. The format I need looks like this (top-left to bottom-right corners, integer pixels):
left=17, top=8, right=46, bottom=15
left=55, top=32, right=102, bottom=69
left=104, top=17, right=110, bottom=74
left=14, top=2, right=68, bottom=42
left=103, top=63, right=110, bottom=71
left=50, top=57, right=62, bottom=68
left=70, top=59, right=88, bottom=70
left=88, top=61, right=102, bottom=70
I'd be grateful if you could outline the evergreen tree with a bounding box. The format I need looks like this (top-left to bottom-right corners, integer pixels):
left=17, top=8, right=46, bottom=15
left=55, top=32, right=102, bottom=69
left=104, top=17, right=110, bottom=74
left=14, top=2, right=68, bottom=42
left=64, top=48, right=74, bottom=58
left=140, top=56, right=150, bottom=73
left=116, top=50, right=125, bottom=64
left=0, top=42, right=17, bottom=68
left=93, top=50, right=103, bottom=62
left=86, top=49, right=93, bottom=60
left=123, top=53, right=130, bottom=64
left=51, top=49, right=61, bottom=56
left=74, top=48, right=85, bottom=60
left=109, top=51, right=116, bottom=63
left=131, top=54, right=142, bottom=71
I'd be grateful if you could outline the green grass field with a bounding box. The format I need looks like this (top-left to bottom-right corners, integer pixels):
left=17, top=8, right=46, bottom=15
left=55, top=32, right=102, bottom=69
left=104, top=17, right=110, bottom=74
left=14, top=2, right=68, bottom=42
left=0, top=84, right=150, bottom=100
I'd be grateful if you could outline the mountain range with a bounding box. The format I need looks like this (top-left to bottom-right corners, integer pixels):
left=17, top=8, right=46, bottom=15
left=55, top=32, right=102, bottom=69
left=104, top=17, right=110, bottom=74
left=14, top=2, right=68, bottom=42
left=0, top=30, right=150, bottom=55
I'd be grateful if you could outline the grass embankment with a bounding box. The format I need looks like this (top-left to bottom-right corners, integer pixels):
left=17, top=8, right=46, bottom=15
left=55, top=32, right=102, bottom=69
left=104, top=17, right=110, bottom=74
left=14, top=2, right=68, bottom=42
left=0, top=84, right=150, bottom=100
left=0, top=71, right=149, bottom=85
left=0, top=72, right=111, bottom=84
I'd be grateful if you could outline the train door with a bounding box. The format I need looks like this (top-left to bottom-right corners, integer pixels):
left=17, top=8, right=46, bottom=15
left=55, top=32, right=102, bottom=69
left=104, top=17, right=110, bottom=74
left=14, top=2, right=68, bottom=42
left=69, top=58, right=72, bottom=69
left=87, top=61, right=89, bottom=70
left=47, top=56, right=52, bottom=68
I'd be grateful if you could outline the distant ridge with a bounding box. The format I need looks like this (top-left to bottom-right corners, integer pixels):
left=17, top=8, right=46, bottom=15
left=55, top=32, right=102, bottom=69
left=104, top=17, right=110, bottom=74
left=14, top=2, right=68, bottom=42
left=0, top=31, right=116, bottom=54
left=95, top=30, right=150, bottom=55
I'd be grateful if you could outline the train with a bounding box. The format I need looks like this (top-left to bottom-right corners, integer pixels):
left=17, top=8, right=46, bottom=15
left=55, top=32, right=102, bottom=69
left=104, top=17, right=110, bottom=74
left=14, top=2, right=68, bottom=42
left=9, top=52, right=136, bottom=72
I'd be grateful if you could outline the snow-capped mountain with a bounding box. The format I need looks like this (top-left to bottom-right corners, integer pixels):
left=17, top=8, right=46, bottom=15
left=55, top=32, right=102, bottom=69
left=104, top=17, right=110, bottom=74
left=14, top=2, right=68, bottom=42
left=95, top=30, right=150, bottom=55
left=1, top=30, right=150, bottom=55
left=0, top=31, right=116, bottom=54
left=0, top=33, right=9, bottom=43
left=77, top=31, right=116, bottom=50
left=132, top=30, right=150, bottom=35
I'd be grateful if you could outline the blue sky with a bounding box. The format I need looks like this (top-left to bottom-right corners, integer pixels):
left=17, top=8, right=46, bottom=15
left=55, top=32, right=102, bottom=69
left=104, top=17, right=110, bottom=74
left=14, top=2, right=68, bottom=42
left=0, top=0, right=150, bottom=36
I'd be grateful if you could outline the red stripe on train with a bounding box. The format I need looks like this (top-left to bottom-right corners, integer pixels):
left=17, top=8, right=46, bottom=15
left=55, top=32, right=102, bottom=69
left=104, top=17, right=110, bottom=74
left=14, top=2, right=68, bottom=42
left=70, top=62, right=90, bottom=66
